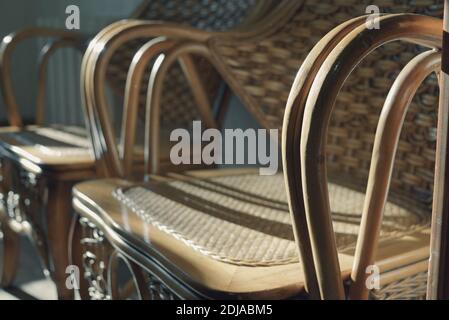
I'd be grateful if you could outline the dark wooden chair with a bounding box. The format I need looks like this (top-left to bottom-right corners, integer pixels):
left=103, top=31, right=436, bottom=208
left=0, top=0, right=270, bottom=299
left=73, top=2, right=442, bottom=299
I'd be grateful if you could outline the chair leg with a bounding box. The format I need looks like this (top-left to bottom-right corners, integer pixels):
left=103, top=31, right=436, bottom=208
left=13, top=168, right=52, bottom=279
left=0, top=220, right=20, bottom=288
left=108, top=251, right=150, bottom=300
left=46, top=180, right=74, bottom=300
left=27, top=220, right=52, bottom=279
left=69, top=214, right=90, bottom=300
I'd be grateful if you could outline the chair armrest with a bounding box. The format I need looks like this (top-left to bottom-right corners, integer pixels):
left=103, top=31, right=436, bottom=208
left=294, top=14, right=441, bottom=299
left=282, top=14, right=372, bottom=300
left=0, top=27, right=86, bottom=126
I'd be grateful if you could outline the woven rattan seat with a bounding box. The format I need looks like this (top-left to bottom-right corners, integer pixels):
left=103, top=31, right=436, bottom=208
left=74, top=168, right=431, bottom=298
left=113, top=172, right=429, bottom=267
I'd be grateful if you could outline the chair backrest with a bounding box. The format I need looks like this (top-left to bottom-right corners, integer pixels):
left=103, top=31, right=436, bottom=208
left=105, top=0, right=265, bottom=130
left=209, top=0, right=442, bottom=215
left=82, top=0, right=281, bottom=178
left=132, top=0, right=263, bottom=30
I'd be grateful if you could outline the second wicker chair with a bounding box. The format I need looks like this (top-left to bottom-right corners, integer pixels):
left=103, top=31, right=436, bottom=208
left=73, top=2, right=442, bottom=299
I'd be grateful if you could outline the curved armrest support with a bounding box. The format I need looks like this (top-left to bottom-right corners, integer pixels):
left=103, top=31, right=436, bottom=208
left=122, top=39, right=219, bottom=177
left=143, top=42, right=215, bottom=176
left=0, top=27, right=85, bottom=126
left=300, top=14, right=441, bottom=299
left=349, top=50, right=440, bottom=300
left=282, top=15, right=369, bottom=299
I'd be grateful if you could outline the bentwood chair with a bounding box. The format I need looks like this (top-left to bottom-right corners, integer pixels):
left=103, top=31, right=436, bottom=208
left=73, top=2, right=442, bottom=299
left=0, top=0, right=270, bottom=299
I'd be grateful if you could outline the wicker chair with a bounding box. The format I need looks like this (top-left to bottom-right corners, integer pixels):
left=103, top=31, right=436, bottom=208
left=0, top=0, right=269, bottom=299
left=72, top=2, right=443, bottom=299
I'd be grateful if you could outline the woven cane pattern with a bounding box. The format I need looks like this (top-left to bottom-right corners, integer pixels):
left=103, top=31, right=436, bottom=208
left=114, top=173, right=429, bottom=266
left=370, top=271, right=428, bottom=300
left=212, top=0, right=442, bottom=213
left=106, top=0, right=256, bottom=129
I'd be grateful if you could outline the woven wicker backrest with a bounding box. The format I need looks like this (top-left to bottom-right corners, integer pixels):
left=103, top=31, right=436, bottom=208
left=134, top=0, right=259, bottom=31
left=211, top=0, right=443, bottom=214
left=106, top=0, right=260, bottom=129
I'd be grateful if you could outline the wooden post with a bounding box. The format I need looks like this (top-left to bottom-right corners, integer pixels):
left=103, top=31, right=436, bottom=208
left=427, top=0, right=449, bottom=299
